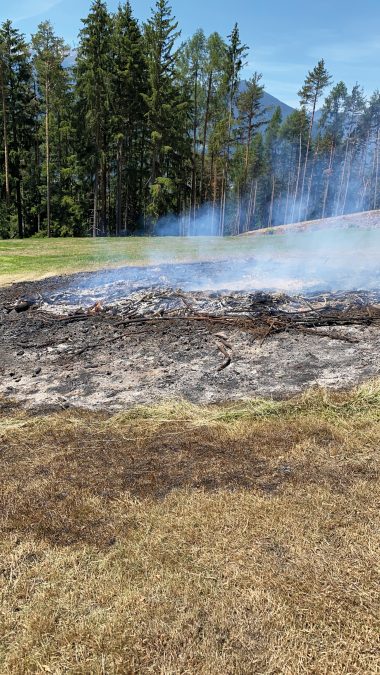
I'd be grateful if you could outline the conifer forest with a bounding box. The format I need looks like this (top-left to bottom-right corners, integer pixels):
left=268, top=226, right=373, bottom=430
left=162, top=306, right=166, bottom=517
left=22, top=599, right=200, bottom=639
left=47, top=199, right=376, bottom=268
left=1, top=0, right=380, bottom=238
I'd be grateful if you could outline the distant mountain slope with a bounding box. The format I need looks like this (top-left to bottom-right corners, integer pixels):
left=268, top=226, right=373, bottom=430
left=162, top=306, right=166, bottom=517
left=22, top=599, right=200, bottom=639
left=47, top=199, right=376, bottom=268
left=260, top=91, right=295, bottom=120
left=240, top=209, right=380, bottom=236
left=238, top=81, right=295, bottom=125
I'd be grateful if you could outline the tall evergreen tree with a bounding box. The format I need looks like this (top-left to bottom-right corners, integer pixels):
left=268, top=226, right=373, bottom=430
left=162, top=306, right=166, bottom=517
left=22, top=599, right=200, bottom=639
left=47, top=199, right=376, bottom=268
left=111, top=1, right=148, bottom=233
left=0, top=21, right=34, bottom=237
left=297, top=59, right=332, bottom=217
left=199, top=32, right=226, bottom=204
left=76, top=0, right=112, bottom=236
left=144, top=0, right=190, bottom=229
left=179, top=29, right=206, bottom=220
left=237, top=72, right=265, bottom=187
left=32, top=21, right=69, bottom=237
left=219, top=23, right=247, bottom=233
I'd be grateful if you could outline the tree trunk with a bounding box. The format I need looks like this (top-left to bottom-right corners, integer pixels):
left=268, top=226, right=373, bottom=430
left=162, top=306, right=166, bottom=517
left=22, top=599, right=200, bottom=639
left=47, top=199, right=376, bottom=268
left=219, top=170, right=226, bottom=236
left=305, top=142, right=319, bottom=217
left=100, top=147, right=107, bottom=236
left=0, top=64, right=10, bottom=207
left=374, top=129, right=380, bottom=210
left=200, top=71, right=212, bottom=202
left=291, top=133, right=302, bottom=223
left=243, top=113, right=253, bottom=187
left=284, top=171, right=291, bottom=224
left=211, top=156, right=217, bottom=233
left=322, top=142, right=334, bottom=219
left=341, top=146, right=353, bottom=215
left=34, top=79, right=41, bottom=235
left=191, top=66, right=198, bottom=221
left=93, top=169, right=98, bottom=238
left=298, top=95, right=317, bottom=219
left=219, top=75, right=236, bottom=237
left=12, top=119, right=23, bottom=239
left=268, top=175, right=275, bottom=227
left=336, top=139, right=349, bottom=215
left=45, top=77, right=51, bottom=238
left=235, top=185, right=241, bottom=234
left=251, top=179, right=258, bottom=228
left=245, top=177, right=255, bottom=231
left=139, top=124, right=146, bottom=223
left=116, top=139, right=123, bottom=236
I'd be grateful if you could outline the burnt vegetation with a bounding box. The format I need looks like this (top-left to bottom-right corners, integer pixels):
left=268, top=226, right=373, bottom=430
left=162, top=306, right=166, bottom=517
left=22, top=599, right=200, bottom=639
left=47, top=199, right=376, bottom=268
left=1, top=266, right=380, bottom=408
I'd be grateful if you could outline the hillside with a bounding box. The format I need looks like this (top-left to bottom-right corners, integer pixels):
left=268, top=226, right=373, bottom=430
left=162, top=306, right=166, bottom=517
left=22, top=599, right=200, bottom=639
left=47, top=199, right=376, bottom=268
left=240, top=209, right=380, bottom=236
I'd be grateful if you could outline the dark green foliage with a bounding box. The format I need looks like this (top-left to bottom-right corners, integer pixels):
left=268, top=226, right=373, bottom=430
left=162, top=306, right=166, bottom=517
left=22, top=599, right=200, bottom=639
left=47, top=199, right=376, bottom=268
left=76, top=0, right=112, bottom=235
left=32, top=21, right=70, bottom=237
left=144, top=0, right=191, bottom=231
left=1, top=4, right=380, bottom=238
left=0, top=21, right=35, bottom=237
left=111, top=1, right=148, bottom=233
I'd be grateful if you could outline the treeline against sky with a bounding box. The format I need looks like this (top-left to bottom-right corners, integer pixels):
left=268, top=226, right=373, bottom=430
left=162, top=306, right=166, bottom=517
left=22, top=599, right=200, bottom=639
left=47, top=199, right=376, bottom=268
left=1, top=0, right=380, bottom=238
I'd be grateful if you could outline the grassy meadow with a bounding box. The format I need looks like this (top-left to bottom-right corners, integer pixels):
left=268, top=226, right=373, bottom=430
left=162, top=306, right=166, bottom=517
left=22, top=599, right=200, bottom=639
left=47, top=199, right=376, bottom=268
left=0, top=236, right=254, bottom=284
left=1, top=384, right=380, bottom=673
left=1, top=225, right=380, bottom=285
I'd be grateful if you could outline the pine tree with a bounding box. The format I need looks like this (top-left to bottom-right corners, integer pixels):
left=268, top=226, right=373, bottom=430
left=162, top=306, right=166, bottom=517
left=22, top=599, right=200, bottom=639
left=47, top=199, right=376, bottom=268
left=32, top=21, right=69, bottom=237
left=199, top=32, right=226, bottom=203
left=220, top=23, right=247, bottom=234
left=76, top=0, right=112, bottom=236
left=0, top=21, right=34, bottom=237
left=111, top=1, right=148, bottom=233
left=297, top=59, right=332, bottom=218
left=318, top=82, right=347, bottom=217
left=179, top=29, right=206, bottom=221
left=237, top=72, right=265, bottom=187
left=144, top=0, right=190, bottom=229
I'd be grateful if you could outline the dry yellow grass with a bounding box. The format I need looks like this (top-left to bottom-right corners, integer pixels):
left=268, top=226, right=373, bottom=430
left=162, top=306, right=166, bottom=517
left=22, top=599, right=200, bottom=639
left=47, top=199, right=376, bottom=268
left=0, top=384, right=379, bottom=673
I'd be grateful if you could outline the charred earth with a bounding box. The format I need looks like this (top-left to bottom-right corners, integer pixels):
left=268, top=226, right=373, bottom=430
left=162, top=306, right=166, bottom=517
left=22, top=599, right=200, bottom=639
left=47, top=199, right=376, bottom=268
left=1, top=259, right=379, bottom=410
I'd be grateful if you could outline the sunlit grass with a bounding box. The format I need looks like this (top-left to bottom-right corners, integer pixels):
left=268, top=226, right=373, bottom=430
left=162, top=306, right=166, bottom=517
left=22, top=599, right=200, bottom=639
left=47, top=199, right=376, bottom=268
left=1, top=224, right=379, bottom=285
left=0, top=236, right=255, bottom=284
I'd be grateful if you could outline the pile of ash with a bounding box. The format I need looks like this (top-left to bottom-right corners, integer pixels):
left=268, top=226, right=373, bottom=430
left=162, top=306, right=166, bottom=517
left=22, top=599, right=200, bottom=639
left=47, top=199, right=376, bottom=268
left=34, top=286, right=380, bottom=320
left=1, top=267, right=380, bottom=409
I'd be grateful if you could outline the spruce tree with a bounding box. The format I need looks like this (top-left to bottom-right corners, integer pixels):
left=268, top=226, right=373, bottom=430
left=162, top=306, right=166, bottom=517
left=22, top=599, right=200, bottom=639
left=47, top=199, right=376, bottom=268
left=32, top=21, right=69, bottom=237
left=220, top=23, right=247, bottom=234
left=0, top=21, right=34, bottom=237
left=237, top=72, right=265, bottom=186
left=144, top=0, right=190, bottom=229
left=199, top=32, right=226, bottom=203
left=111, top=2, right=148, bottom=234
left=297, top=59, right=332, bottom=218
left=76, top=0, right=112, bottom=236
left=179, top=29, right=206, bottom=220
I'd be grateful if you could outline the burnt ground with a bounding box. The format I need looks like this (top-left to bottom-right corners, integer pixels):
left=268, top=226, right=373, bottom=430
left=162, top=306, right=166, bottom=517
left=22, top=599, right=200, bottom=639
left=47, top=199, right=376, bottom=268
left=1, top=262, right=380, bottom=410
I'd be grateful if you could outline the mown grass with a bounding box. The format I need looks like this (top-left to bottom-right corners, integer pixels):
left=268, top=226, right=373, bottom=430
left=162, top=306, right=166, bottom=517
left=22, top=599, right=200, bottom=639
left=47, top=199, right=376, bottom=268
left=2, top=226, right=379, bottom=285
left=0, top=236, right=255, bottom=284
left=1, top=382, right=379, bottom=673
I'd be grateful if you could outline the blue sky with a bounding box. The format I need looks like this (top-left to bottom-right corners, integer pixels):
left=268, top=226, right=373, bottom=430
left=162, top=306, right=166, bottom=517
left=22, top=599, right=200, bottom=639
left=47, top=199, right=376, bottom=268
left=1, top=0, right=380, bottom=107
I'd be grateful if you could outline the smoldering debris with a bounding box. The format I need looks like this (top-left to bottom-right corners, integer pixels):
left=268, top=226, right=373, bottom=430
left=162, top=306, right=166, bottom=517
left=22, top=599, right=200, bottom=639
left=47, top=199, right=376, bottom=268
left=0, top=231, right=379, bottom=411
left=1, top=266, right=380, bottom=410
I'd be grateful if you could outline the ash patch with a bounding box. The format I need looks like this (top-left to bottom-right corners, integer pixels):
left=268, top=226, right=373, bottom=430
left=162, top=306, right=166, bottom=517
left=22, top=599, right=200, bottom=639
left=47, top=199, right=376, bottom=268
left=3, top=256, right=380, bottom=314
left=1, top=267, right=380, bottom=410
